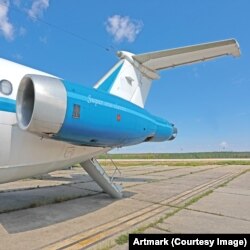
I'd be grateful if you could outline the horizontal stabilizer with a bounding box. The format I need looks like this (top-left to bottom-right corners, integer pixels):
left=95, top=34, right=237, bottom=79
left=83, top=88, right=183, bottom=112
left=96, top=38, right=240, bottom=108
left=133, top=39, right=240, bottom=71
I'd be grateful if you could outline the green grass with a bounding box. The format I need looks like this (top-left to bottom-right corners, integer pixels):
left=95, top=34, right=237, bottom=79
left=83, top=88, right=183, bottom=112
left=216, top=160, right=250, bottom=165
left=115, top=234, right=129, bottom=245
left=115, top=227, right=146, bottom=245
left=99, top=160, right=250, bottom=168
left=98, top=152, right=250, bottom=160
left=183, top=190, right=213, bottom=207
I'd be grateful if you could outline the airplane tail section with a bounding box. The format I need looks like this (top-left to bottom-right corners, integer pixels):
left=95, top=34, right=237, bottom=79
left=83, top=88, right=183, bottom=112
left=94, top=52, right=154, bottom=108
left=94, top=39, right=240, bottom=108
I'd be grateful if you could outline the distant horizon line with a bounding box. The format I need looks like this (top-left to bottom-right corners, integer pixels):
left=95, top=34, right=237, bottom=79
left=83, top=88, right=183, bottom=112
left=109, top=151, right=250, bottom=154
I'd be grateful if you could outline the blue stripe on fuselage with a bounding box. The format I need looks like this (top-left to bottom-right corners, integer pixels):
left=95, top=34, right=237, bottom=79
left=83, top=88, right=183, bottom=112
left=0, top=97, right=16, bottom=113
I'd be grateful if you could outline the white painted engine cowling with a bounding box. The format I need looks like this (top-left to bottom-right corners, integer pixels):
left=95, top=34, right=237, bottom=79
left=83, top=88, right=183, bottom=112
left=16, top=74, right=67, bottom=136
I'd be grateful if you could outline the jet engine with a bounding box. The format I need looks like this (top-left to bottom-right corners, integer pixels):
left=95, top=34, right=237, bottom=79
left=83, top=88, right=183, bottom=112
left=16, top=74, right=177, bottom=147
left=16, top=75, right=67, bottom=136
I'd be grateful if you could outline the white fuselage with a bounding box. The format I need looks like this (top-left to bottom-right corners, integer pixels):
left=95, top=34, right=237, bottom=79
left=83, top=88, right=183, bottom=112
left=0, top=58, right=108, bottom=184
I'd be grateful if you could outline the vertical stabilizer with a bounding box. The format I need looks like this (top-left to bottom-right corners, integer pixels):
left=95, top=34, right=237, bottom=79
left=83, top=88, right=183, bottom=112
left=94, top=52, right=157, bottom=108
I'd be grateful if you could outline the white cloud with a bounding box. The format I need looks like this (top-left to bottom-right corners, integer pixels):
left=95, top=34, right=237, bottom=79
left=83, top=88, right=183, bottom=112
left=0, top=0, right=51, bottom=41
left=106, top=15, right=143, bottom=43
left=28, top=0, right=49, bottom=19
left=0, top=0, right=14, bottom=40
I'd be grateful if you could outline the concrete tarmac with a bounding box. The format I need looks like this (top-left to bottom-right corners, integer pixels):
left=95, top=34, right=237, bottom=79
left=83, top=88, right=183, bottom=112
left=0, top=163, right=249, bottom=250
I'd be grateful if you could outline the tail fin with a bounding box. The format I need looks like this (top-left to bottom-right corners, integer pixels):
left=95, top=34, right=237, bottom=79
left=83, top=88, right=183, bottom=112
left=94, top=39, right=240, bottom=108
left=94, top=52, right=153, bottom=108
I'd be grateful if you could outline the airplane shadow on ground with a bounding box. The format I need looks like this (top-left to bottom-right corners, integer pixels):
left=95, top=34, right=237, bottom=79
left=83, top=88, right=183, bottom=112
left=0, top=173, right=147, bottom=234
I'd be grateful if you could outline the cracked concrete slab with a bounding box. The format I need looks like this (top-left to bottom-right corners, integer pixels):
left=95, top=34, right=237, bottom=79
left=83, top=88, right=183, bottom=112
left=161, top=169, right=250, bottom=233
left=162, top=209, right=250, bottom=233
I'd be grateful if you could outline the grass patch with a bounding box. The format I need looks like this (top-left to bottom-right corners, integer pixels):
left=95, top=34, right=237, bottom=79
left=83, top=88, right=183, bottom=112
left=216, top=161, right=250, bottom=165
left=99, top=160, right=250, bottom=168
left=115, top=227, right=146, bottom=245
left=99, top=152, right=250, bottom=160
left=115, top=234, right=129, bottom=245
left=183, top=190, right=213, bottom=207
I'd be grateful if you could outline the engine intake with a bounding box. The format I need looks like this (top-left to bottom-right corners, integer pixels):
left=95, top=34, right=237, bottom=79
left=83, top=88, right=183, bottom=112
left=16, top=75, right=67, bottom=136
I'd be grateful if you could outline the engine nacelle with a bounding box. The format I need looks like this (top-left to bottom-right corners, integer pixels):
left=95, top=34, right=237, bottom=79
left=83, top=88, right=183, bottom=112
left=16, top=75, right=67, bottom=136
left=16, top=74, right=177, bottom=147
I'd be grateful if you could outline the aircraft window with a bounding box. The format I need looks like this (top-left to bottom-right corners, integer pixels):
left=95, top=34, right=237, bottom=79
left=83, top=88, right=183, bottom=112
left=0, top=79, right=13, bottom=96
left=73, top=104, right=80, bottom=118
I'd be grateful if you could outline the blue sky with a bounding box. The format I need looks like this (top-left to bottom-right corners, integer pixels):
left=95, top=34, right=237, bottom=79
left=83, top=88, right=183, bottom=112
left=1, top=0, right=250, bottom=153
